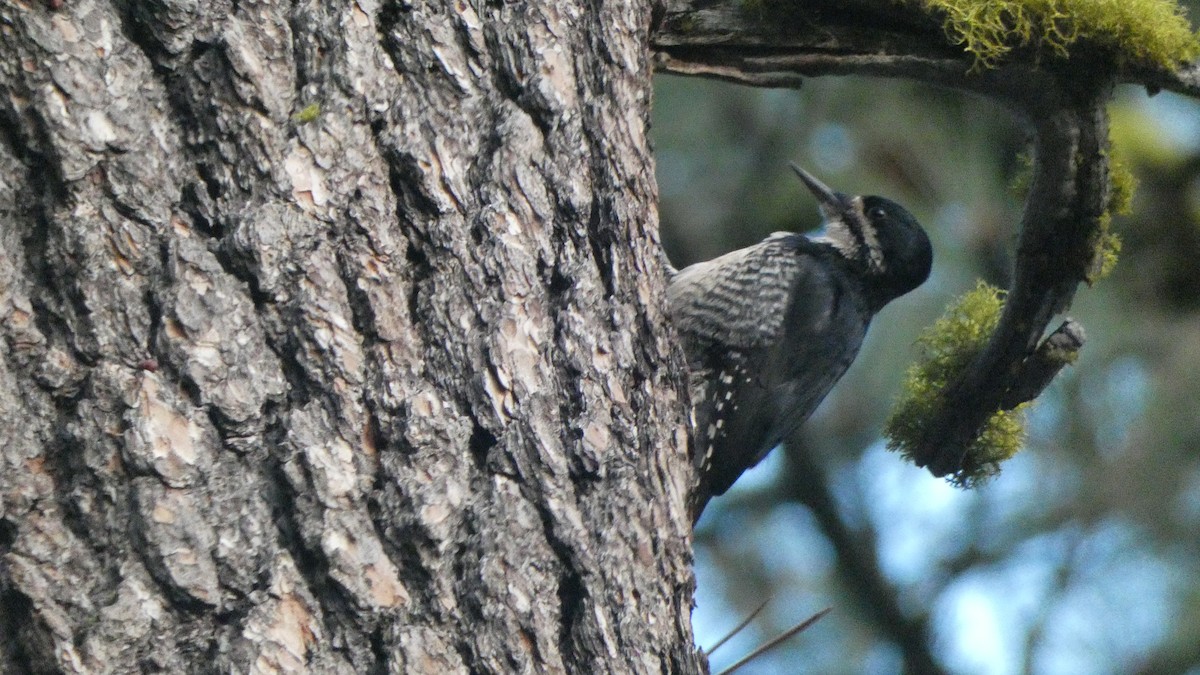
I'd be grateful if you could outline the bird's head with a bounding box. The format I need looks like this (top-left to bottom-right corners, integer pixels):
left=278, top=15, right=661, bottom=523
left=791, top=163, right=933, bottom=305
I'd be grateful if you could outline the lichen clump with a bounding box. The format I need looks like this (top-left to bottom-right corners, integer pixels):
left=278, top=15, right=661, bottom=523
left=912, top=0, right=1200, bottom=69
left=885, top=281, right=1026, bottom=486
left=292, top=103, right=321, bottom=124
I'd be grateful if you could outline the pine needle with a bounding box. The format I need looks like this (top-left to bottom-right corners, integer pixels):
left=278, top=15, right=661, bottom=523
left=714, top=607, right=833, bottom=675
left=703, top=597, right=772, bottom=656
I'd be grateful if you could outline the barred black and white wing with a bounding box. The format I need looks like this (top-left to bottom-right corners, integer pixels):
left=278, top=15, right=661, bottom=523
left=668, top=234, right=871, bottom=521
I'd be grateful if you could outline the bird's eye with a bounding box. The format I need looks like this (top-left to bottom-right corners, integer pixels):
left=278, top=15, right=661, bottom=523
left=869, top=207, right=887, bottom=220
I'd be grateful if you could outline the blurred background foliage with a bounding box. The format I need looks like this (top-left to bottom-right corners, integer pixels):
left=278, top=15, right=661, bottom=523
left=652, top=12, right=1200, bottom=672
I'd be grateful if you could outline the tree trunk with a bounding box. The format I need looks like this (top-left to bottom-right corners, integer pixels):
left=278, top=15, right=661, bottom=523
left=0, top=0, right=701, bottom=672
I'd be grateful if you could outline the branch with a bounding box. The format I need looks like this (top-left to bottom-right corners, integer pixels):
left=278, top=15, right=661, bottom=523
left=649, top=0, right=1169, bottom=477
left=779, top=437, right=948, bottom=675
left=1125, top=60, right=1200, bottom=98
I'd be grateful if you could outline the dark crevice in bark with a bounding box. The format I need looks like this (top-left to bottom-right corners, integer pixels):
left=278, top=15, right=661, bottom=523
left=110, top=0, right=179, bottom=66
left=542, top=259, right=572, bottom=297
left=249, top=305, right=318, bottom=406
left=0, top=520, right=21, bottom=675
left=368, top=622, right=389, bottom=675
left=365, top=417, right=453, bottom=624
left=0, top=585, right=50, bottom=675
left=373, top=5, right=447, bottom=222
left=361, top=48, right=445, bottom=405
left=371, top=98, right=439, bottom=373
left=145, top=248, right=189, bottom=406
left=113, top=4, right=248, bottom=245
left=194, top=242, right=324, bottom=416
left=196, top=156, right=224, bottom=202
left=448, top=538, right=487, bottom=673
left=381, top=144, right=446, bottom=224
left=368, top=400, right=416, bottom=460
left=20, top=221, right=85, bottom=374
left=335, top=245, right=382, bottom=348
left=1, top=156, right=98, bottom=393
left=262, top=452, right=369, bottom=656
left=403, top=242, right=432, bottom=327
left=112, top=1, right=228, bottom=242
left=555, top=567, right=586, bottom=669
left=5, top=111, right=88, bottom=372
left=367, top=490, right=437, bottom=619
left=468, top=421, right=499, bottom=469
left=542, top=256, right=603, bottom=482
left=180, top=181, right=221, bottom=238
left=202, top=407, right=252, bottom=449
left=0, top=520, right=15, bottom=551
left=190, top=163, right=230, bottom=239
left=49, top=238, right=103, bottom=364
left=506, top=451, right=590, bottom=667
left=540, top=257, right=586, bottom=435
left=142, top=281, right=167, bottom=369
left=212, top=594, right=258, bottom=639
left=209, top=238, right=276, bottom=311
left=286, top=0, right=314, bottom=109
left=0, top=83, right=70, bottom=208
left=373, top=5, right=406, bottom=92
left=554, top=364, right=586, bottom=446
left=488, top=50, right=554, bottom=140
left=0, top=101, right=28, bottom=160
left=99, top=175, right=161, bottom=233
left=487, top=434, right=523, bottom=481
left=467, top=218, right=489, bottom=248
left=586, top=199, right=617, bottom=299
left=43, top=426, right=120, bottom=605
left=171, top=362, right=206, bottom=412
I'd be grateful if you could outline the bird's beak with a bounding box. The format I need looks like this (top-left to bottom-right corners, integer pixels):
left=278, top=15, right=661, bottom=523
left=789, top=163, right=852, bottom=219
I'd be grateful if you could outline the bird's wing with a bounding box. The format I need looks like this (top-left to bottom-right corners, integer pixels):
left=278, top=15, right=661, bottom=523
left=667, top=233, right=801, bottom=352
left=764, top=265, right=867, bottom=452
left=672, top=236, right=859, bottom=518
left=687, top=342, right=776, bottom=515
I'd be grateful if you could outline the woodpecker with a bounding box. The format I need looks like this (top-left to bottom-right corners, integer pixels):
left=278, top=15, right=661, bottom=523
left=670, top=164, right=932, bottom=522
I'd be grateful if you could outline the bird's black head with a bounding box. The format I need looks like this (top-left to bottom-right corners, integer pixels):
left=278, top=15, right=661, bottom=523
left=858, top=195, right=933, bottom=299
left=790, top=164, right=932, bottom=307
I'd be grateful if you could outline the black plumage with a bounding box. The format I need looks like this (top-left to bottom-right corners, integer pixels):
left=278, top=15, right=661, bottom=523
left=669, top=165, right=932, bottom=522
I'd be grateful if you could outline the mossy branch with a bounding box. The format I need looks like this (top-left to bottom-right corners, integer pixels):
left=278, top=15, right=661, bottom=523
left=886, top=283, right=1036, bottom=485
left=908, top=0, right=1200, bottom=71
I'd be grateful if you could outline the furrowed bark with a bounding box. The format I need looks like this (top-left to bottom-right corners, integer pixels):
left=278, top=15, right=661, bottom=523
left=0, top=0, right=701, bottom=672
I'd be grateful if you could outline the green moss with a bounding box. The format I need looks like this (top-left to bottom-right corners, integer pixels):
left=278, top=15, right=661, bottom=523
left=884, top=281, right=1027, bottom=486
left=1108, top=153, right=1137, bottom=216
left=1086, top=213, right=1122, bottom=282
left=1086, top=150, right=1135, bottom=283
left=293, top=103, right=321, bottom=124
left=906, top=0, right=1200, bottom=70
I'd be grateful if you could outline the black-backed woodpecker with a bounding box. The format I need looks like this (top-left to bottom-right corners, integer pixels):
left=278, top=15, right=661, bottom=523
left=669, top=164, right=933, bottom=522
